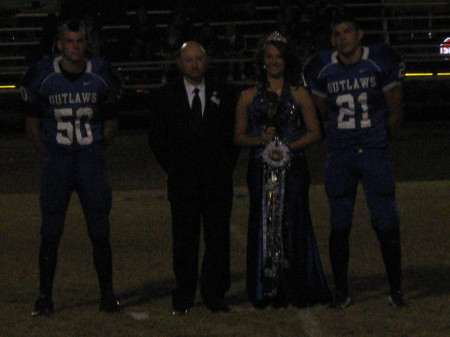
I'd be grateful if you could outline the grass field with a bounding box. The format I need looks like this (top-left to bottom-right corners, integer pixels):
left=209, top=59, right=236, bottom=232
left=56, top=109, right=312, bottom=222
left=0, top=126, right=449, bottom=337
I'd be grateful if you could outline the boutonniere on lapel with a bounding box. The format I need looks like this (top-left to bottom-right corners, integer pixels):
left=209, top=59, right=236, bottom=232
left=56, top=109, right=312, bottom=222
left=210, top=91, right=220, bottom=106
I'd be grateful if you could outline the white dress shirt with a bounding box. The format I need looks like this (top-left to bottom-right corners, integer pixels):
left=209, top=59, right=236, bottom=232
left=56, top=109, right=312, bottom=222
left=183, top=78, right=206, bottom=116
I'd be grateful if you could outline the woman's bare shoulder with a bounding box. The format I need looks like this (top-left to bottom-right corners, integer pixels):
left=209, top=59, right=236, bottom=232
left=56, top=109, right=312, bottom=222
left=241, top=86, right=258, bottom=97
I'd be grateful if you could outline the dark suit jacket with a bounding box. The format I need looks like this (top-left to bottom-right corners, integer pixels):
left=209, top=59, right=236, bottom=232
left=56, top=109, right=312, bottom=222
left=149, top=77, right=239, bottom=201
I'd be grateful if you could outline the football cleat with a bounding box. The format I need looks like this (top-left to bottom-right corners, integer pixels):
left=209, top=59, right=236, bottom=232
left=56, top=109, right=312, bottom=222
left=328, top=292, right=352, bottom=309
left=32, top=295, right=54, bottom=316
left=388, top=290, right=408, bottom=308
left=100, top=295, right=122, bottom=313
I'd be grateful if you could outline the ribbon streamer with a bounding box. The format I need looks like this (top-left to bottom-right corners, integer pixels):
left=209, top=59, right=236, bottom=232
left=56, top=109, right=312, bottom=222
left=260, top=137, right=290, bottom=297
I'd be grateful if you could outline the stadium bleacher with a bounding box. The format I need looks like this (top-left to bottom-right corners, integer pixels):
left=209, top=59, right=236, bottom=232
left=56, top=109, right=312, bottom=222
left=1, top=0, right=450, bottom=130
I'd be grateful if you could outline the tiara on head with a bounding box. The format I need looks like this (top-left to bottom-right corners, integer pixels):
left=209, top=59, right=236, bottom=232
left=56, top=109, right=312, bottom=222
left=265, top=31, right=288, bottom=44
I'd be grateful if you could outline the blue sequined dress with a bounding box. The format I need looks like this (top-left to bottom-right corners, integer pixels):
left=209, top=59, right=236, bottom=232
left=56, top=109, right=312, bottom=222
left=246, top=86, right=331, bottom=307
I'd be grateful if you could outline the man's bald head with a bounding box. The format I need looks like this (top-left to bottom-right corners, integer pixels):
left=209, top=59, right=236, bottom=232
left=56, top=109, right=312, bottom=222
left=178, top=41, right=209, bottom=85
left=179, top=41, right=206, bottom=57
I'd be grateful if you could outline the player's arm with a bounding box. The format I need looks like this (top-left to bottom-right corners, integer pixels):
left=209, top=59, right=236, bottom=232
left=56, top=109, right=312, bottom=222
left=288, top=86, right=321, bottom=151
left=302, top=56, right=328, bottom=134
left=101, top=102, right=120, bottom=148
left=25, top=116, right=45, bottom=155
left=311, top=94, right=329, bottom=135
left=384, top=84, right=404, bottom=139
left=103, top=118, right=118, bottom=148
left=21, top=64, right=46, bottom=154
left=99, top=61, right=122, bottom=148
left=379, top=44, right=405, bottom=138
left=234, top=87, right=275, bottom=147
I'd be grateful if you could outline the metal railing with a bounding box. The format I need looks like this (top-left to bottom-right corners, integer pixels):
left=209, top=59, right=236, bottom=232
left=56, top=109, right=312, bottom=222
left=1, top=1, right=450, bottom=93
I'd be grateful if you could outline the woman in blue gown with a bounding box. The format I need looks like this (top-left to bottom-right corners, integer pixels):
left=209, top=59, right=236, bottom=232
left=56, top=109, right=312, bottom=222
left=234, top=32, right=332, bottom=308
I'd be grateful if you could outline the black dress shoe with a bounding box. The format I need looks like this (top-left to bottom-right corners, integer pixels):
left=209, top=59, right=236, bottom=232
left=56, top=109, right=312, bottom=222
left=328, top=292, right=352, bottom=309
left=205, top=299, right=230, bottom=313
left=272, top=298, right=288, bottom=309
left=100, top=295, right=122, bottom=313
left=32, top=295, right=54, bottom=316
left=252, top=299, right=270, bottom=310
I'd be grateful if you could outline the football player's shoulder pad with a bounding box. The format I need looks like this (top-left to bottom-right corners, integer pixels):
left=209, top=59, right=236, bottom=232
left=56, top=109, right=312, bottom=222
left=304, top=49, right=332, bottom=78
left=368, top=42, right=402, bottom=67
left=21, top=58, right=54, bottom=87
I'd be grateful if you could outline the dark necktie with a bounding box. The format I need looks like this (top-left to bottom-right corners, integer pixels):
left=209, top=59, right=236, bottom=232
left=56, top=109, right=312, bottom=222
left=192, top=88, right=202, bottom=122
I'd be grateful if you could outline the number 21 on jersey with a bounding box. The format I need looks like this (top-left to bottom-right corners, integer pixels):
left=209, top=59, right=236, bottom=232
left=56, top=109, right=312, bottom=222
left=336, top=92, right=371, bottom=129
left=55, top=107, right=93, bottom=145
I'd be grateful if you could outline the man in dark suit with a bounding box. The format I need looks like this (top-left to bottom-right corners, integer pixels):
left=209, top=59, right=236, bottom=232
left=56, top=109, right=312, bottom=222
left=148, top=41, right=239, bottom=315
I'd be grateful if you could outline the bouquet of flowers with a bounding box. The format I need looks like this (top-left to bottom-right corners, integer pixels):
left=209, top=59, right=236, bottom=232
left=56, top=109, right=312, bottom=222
left=261, top=89, right=279, bottom=129
left=260, top=90, right=290, bottom=168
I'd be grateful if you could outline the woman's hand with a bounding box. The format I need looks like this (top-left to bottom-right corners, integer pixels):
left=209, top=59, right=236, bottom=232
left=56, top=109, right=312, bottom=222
left=260, top=126, right=276, bottom=145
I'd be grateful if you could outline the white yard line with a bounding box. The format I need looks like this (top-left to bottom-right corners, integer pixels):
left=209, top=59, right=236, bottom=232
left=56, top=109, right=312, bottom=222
left=126, top=311, right=151, bottom=321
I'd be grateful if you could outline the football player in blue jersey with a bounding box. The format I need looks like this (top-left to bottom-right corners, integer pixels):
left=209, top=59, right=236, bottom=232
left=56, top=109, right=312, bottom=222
left=303, top=15, right=407, bottom=309
left=21, top=19, right=122, bottom=316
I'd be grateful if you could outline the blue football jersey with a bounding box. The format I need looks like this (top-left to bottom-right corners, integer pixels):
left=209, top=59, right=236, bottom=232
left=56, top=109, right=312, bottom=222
left=303, top=43, right=405, bottom=150
left=21, top=56, right=122, bottom=150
